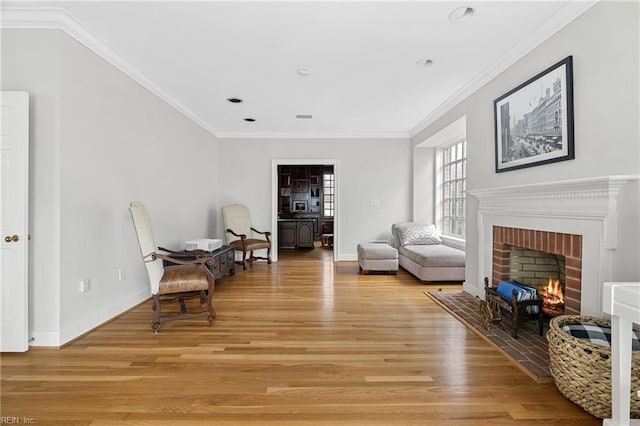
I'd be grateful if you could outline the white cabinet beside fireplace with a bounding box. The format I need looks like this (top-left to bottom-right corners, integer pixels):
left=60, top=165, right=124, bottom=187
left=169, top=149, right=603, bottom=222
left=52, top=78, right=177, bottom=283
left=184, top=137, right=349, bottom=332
left=603, top=282, right=640, bottom=426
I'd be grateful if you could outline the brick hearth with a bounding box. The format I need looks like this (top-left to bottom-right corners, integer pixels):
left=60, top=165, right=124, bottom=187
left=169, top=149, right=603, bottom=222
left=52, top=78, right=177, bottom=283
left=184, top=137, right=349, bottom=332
left=492, top=226, right=582, bottom=314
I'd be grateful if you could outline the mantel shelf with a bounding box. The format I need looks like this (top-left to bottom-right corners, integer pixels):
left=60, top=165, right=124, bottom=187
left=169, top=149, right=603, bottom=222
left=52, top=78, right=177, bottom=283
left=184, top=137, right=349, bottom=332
left=468, top=175, right=639, bottom=202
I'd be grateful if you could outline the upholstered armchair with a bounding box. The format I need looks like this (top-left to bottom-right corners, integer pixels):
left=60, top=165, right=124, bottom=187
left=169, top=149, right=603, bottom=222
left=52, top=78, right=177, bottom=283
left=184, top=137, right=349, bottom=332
left=221, top=204, right=272, bottom=271
left=129, top=201, right=216, bottom=332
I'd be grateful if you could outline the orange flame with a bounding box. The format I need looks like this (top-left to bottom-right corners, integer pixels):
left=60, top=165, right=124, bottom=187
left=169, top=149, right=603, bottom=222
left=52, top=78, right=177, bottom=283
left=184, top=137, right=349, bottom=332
left=541, top=277, right=564, bottom=306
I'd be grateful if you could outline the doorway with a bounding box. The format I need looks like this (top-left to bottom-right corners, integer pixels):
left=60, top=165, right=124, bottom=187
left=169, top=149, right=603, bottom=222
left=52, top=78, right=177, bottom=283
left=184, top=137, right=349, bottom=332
left=271, top=159, right=338, bottom=262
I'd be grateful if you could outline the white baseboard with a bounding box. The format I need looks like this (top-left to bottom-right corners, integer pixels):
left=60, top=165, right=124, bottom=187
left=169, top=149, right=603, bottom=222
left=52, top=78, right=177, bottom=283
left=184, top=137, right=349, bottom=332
left=30, top=288, right=150, bottom=347
left=29, top=330, right=60, bottom=347
left=338, top=253, right=358, bottom=261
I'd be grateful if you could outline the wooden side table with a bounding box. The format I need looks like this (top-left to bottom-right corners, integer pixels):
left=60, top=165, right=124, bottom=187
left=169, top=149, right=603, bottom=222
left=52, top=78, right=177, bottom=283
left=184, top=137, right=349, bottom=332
left=163, top=245, right=235, bottom=280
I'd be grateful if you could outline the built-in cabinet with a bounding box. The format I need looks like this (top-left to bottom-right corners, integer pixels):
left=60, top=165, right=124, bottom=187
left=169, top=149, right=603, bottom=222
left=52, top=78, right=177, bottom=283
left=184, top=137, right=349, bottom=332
left=278, top=165, right=334, bottom=248
left=279, top=166, right=324, bottom=215
left=278, top=219, right=314, bottom=249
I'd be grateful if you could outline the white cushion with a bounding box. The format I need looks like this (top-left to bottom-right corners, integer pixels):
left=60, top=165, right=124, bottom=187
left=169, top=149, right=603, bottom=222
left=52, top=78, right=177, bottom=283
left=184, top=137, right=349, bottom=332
left=222, top=205, right=252, bottom=244
left=129, top=201, right=164, bottom=294
left=399, top=244, right=465, bottom=267
left=357, top=243, right=398, bottom=260
left=392, top=222, right=442, bottom=246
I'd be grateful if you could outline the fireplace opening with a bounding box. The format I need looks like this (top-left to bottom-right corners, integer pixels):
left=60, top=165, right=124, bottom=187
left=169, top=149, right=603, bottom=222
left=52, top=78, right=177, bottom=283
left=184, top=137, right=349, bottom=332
left=492, top=226, right=582, bottom=315
left=509, top=247, right=565, bottom=316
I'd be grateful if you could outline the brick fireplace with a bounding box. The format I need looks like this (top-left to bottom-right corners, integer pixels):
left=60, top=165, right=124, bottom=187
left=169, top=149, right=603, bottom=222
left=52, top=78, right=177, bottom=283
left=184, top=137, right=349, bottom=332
left=492, top=226, right=582, bottom=314
left=468, top=176, right=635, bottom=317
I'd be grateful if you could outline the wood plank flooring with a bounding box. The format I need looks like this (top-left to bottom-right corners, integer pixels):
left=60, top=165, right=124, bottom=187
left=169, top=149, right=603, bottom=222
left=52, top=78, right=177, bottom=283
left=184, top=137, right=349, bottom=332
left=1, top=247, right=600, bottom=425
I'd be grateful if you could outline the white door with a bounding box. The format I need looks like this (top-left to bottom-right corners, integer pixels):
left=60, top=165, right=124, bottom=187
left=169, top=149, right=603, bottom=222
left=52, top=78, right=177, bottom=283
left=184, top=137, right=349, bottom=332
left=1, top=92, right=29, bottom=352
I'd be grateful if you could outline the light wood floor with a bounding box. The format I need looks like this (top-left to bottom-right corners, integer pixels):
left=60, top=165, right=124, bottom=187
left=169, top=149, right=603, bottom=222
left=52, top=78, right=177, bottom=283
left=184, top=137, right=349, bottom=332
left=1, top=247, right=599, bottom=425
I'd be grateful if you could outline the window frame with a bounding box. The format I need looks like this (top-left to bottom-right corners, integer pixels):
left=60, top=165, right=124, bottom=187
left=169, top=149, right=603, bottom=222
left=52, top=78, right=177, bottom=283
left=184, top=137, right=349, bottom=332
left=322, top=172, right=335, bottom=218
left=435, top=136, right=466, bottom=240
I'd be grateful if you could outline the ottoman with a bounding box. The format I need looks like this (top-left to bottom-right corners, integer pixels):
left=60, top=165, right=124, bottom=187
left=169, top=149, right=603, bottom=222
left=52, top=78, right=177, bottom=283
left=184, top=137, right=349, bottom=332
left=357, top=243, right=399, bottom=275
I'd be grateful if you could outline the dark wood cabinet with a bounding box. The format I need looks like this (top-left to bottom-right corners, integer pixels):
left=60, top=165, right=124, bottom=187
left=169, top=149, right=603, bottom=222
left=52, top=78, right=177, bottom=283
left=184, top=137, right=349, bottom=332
left=278, top=221, right=297, bottom=249
left=278, top=165, right=333, bottom=248
left=278, top=220, right=314, bottom=249
left=296, top=221, right=314, bottom=248
left=163, top=245, right=235, bottom=280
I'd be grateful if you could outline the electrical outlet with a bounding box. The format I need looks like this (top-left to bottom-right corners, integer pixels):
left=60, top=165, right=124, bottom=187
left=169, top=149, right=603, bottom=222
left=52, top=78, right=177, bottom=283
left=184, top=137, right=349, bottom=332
left=80, top=279, right=90, bottom=293
left=370, top=199, right=380, bottom=206
left=118, top=267, right=126, bottom=281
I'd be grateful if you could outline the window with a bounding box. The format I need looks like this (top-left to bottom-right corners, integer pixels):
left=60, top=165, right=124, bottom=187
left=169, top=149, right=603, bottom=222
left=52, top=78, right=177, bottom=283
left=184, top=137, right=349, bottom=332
left=323, top=173, right=334, bottom=217
left=439, top=139, right=466, bottom=238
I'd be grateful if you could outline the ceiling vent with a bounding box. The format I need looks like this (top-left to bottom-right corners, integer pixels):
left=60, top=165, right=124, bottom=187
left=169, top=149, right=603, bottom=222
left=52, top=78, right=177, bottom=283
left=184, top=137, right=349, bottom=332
left=296, top=114, right=313, bottom=119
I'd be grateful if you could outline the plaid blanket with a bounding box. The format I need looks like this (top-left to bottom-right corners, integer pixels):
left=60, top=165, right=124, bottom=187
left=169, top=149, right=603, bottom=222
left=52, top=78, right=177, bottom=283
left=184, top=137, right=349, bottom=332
left=562, top=322, right=640, bottom=350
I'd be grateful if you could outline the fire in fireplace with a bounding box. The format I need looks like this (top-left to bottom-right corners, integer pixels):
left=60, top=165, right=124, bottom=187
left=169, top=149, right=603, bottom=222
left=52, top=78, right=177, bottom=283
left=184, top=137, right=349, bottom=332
left=539, top=277, right=565, bottom=316
left=493, top=226, right=582, bottom=315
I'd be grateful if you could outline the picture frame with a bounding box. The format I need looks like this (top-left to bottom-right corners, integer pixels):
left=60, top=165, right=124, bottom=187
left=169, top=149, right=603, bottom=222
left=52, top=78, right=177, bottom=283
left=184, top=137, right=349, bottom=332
left=494, top=56, right=574, bottom=173
left=293, top=201, right=307, bottom=212
left=292, top=180, right=309, bottom=192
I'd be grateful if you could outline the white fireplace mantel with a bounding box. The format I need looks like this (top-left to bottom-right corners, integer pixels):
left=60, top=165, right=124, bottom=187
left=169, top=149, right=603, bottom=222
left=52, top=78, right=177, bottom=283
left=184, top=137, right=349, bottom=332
left=468, top=175, right=639, bottom=316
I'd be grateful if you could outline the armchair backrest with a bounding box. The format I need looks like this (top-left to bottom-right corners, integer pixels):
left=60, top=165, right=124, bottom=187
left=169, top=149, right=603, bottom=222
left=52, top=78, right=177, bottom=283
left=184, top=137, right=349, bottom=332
left=129, top=201, right=164, bottom=294
left=221, top=204, right=252, bottom=244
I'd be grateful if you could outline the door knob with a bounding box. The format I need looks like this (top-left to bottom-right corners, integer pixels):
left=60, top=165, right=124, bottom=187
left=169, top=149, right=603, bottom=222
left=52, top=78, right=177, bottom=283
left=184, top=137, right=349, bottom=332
left=4, top=235, right=19, bottom=243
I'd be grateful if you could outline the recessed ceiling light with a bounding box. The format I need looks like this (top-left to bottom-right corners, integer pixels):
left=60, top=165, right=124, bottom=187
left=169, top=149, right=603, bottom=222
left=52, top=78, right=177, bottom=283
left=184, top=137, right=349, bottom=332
left=244, top=118, right=256, bottom=122
left=296, top=114, right=313, bottom=119
left=227, top=97, right=243, bottom=103
left=297, top=69, right=311, bottom=77
left=449, top=6, right=474, bottom=23
left=416, top=58, right=434, bottom=68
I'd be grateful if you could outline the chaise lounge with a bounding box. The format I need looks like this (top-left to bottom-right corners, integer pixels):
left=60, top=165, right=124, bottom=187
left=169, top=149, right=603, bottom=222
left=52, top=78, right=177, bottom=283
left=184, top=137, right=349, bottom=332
left=391, top=222, right=465, bottom=282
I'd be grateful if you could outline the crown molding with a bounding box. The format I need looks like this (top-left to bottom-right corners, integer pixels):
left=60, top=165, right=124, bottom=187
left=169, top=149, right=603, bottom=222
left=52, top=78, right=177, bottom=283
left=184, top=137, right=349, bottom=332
left=216, top=130, right=411, bottom=140
left=408, top=0, right=599, bottom=140
left=3, top=3, right=598, bottom=141
left=0, top=6, right=411, bottom=141
left=1, top=7, right=223, bottom=138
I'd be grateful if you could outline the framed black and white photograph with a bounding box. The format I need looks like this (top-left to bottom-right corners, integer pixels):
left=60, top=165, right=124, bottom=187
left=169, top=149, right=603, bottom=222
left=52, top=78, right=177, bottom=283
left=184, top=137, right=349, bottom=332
left=494, top=56, right=574, bottom=173
left=293, top=201, right=307, bottom=212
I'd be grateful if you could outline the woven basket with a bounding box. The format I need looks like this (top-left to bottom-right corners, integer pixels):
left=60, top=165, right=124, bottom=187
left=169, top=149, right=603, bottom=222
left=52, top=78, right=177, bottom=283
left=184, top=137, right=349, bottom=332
left=547, top=315, right=640, bottom=419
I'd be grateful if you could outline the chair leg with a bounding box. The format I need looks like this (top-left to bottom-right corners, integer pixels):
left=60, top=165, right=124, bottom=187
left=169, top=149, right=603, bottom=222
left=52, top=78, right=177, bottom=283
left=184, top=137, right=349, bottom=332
left=151, top=294, right=161, bottom=333
left=267, top=245, right=272, bottom=264
left=242, top=250, right=248, bottom=270
left=538, top=312, right=544, bottom=336
left=206, top=274, right=216, bottom=325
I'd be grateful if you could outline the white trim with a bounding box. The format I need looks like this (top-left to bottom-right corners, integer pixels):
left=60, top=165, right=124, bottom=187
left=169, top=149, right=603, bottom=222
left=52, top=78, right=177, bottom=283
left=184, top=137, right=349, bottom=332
left=467, top=175, right=639, bottom=316
left=1, top=7, right=222, bottom=138
left=2, top=3, right=598, bottom=140
left=271, top=159, right=339, bottom=263
left=409, top=1, right=598, bottom=138
left=219, top=132, right=410, bottom=140
left=58, top=288, right=149, bottom=346
left=436, top=136, right=467, bottom=240
left=0, top=7, right=408, bottom=141
left=29, top=287, right=149, bottom=347
left=29, top=330, right=60, bottom=347
left=416, top=115, right=466, bottom=148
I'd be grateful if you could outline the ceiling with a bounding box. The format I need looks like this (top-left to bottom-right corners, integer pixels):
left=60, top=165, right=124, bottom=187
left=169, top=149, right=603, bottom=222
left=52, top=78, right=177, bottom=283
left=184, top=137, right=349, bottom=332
left=1, top=1, right=596, bottom=139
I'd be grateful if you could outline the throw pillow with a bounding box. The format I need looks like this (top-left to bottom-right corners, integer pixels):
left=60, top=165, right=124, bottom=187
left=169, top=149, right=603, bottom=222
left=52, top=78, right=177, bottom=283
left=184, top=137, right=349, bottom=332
left=394, top=223, right=442, bottom=246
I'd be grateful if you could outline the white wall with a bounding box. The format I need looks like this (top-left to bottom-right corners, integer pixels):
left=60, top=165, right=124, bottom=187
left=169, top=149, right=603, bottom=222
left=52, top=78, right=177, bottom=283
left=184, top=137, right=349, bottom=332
left=1, top=30, right=63, bottom=344
left=412, top=1, right=640, bottom=295
left=2, top=29, right=220, bottom=345
left=412, top=147, right=435, bottom=225
left=217, top=138, right=412, bottom=260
